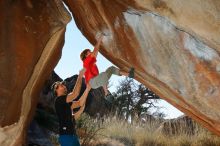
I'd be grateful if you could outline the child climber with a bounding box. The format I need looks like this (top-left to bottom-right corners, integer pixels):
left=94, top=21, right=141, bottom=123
left=80, top=35, right=135, bottom=96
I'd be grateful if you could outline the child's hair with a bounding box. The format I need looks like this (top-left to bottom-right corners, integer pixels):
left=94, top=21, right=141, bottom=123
left=80, top=49, right=90, bottom=61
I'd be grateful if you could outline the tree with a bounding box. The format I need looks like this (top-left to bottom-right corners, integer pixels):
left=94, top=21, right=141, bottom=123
left=112, top=77, right=163, bottom=123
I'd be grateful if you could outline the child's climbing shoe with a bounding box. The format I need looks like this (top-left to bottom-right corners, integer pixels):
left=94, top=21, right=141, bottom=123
left=128, top=67, right=135, bottom=78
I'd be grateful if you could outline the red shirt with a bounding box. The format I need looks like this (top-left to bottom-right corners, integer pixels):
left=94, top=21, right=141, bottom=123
left=83, top=54, right=99, bottom=83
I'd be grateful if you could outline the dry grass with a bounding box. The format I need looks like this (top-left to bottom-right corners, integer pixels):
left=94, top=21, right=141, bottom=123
left=80, top=115, right=220, bottom=146
left=51, top=114, right=220, bottom=146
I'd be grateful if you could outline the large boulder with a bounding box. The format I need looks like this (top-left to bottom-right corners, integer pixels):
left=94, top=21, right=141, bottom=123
left=63, top=0, right=220, bottom=136
left=0, top=0, right=71, bottom=145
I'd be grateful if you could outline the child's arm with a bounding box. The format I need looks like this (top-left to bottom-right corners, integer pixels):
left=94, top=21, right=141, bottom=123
left=92, top=35, right=103, bottom=57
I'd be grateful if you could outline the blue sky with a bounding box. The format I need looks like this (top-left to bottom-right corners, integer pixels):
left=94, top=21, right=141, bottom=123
left=54, top=19, right=183, bottom=119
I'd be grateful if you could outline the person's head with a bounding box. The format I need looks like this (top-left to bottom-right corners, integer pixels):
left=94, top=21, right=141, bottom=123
left=51, top=81, right=67, bottom=97
left=80, top=49, right=91, bottom=61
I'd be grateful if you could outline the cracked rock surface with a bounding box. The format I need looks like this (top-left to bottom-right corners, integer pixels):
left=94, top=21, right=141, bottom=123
left=64, top=0, right=220, bottom=136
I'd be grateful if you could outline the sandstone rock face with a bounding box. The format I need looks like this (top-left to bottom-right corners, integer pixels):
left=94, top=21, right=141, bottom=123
left=0, top=0, right=71, bottom=145
left=64, top=0, right=220, bottom=136
left=1, top=0, right=220, bottom=145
